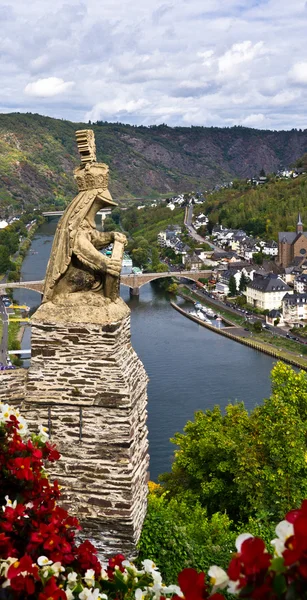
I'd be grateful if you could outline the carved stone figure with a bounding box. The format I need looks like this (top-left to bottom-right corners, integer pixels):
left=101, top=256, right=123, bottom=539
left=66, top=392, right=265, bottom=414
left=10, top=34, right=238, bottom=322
left=42, top=130, right=128, bottom=317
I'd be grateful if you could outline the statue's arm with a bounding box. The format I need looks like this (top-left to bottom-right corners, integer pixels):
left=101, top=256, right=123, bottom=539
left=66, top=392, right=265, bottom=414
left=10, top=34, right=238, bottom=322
left=73, top=231, right=121, bottom=276
left=91, top=230, right=127, bottom=250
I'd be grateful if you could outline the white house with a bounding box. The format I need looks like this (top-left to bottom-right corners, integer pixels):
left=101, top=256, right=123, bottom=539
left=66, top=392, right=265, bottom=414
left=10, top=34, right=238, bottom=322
left=282, top=293, right=307, bottom=324
left=246, top=273, right=292, bottom=311
left=294, top=274, right=307, bottom=294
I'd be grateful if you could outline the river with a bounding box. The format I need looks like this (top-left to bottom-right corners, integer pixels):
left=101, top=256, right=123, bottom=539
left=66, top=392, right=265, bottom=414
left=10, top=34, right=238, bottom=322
left=13, top=220, right=276, bottom=481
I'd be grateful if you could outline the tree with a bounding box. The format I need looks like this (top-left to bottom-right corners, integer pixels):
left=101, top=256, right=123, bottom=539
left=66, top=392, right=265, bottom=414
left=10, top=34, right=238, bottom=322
left=239, top=272, right=249, bottom=292
left=161, top=363, right=307, bottom=523
left=0, top=245, right=11, bottom=272
left=253, top=252, right=263, bottom=265
left=228, top=275, right=237, bottom=296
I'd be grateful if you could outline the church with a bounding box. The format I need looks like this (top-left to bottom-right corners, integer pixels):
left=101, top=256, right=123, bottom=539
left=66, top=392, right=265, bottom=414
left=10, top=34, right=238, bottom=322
left=278, top=214, right=307, bottom=267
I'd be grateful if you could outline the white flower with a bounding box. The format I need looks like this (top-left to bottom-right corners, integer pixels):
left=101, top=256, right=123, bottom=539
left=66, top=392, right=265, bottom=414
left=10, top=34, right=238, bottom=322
left=135, top=589, right=144, bottom=600
left=84, top=569, right=96, bottom=588
left=0, top=404, right=15, bottom=422
left=67, top=571, right=78, bottom=587
left=38, top=424, right=49, bottom=442
left=235, top=533, right=253, bottom=552
left=50, top=561, right=65, bottom=575
left=227, top=579, right=240, bottom=594
left=122, top=560, right=138, bottom=575
left=161, top=584, right=183, bottom=596
left=2, top=496, right=17, bottom=511
left=66, top=590, right=74, bottom=600
left=17, top=416, right=29, bottom=437
left=271, top=520, right=294, bottom=556
left=37, top=556, right=52, bottom=567
left=142, top=560, right=159, bottom=575
left=152, top=571, right=162, bottom=586
left=100, top=567, right=108, bottom=580
left=208, top=566, right=229, bottom=590
left=0, top=557, right=17, bottom=578
left=79, top=589, right=103, bottom=600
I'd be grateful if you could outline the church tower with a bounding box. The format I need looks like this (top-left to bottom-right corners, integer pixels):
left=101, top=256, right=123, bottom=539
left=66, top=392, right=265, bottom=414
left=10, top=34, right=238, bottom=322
left=297, top=212, right=303, bottom=234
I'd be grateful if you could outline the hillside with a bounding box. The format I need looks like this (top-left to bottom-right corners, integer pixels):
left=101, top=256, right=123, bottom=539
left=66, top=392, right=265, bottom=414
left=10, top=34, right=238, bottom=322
left=201, top=175, right=307, bottom=239
left=0, top=112, right=307, bottom=216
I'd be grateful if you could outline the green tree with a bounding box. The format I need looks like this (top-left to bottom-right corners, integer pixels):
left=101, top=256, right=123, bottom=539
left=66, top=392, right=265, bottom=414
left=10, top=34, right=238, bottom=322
left=161, top=363, right=307, bottom=523
left=228, top=274, right=237, bottom=296
left=167, top=282, right=178, bottom=294
left=239, top=272, right=249, bottom=292
left=155, top=262, right=169, bottom=272
left=253, top=320, right=263, bottom=333
left=253, top=252, right=263, bottom=265
left=0, top=245, right=11, bottom=273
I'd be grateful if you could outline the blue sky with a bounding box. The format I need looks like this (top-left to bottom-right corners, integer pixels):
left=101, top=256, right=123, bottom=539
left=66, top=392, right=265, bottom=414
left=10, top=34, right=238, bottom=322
left=1, top=0, right=307, bottom=129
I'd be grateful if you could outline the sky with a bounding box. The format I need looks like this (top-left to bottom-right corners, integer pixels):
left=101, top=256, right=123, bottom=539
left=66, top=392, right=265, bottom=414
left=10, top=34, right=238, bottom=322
left=1, top=0, right=307, bottom=129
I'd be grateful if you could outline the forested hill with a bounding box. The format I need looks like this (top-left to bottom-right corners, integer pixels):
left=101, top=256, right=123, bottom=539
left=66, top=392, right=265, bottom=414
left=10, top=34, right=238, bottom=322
left=202, top=174, right=307, bottom=239
left=0, top=112, right=307, bottom=216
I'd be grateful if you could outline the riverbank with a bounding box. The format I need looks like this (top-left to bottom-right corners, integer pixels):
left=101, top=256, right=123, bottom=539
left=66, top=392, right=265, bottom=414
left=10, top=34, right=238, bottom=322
left=173, top=295, right=307, bottom=371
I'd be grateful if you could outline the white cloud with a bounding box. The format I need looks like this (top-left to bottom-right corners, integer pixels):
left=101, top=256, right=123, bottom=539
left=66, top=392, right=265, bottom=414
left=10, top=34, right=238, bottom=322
left=217, top=41, right=265, bottom=79
left=0, top=0, right=306, bottom=128
left=289, top=61, right=307, bottom=85
left=24, top=77, right=74, bottom=97
left=240, top=113, right=267, bottom=126
left=85, top=97, right=150, bottom=122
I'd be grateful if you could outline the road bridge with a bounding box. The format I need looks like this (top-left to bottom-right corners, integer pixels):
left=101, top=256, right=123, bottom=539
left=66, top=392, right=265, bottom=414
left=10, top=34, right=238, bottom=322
left=0, top=270, right=211, bottom=297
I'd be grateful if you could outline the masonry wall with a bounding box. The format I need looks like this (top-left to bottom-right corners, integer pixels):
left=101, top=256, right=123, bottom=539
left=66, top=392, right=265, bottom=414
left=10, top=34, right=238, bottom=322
left=0, top=315, right=149, bottom=559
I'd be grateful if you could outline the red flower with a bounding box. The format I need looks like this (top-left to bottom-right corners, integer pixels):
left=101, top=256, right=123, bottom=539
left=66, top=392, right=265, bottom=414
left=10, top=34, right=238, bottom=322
left=44, top=442, right=61, bottom=462
left=8, top=456, right=35, bottom=480
left=107, top=553, right=125, bottom=578
left=38, top=576, right=66, bottom=600
left=76, top=540, right=102, bottom=576
left=176, top=568, right=209, bottom=600
left=7, top=555, right=39, bottom=595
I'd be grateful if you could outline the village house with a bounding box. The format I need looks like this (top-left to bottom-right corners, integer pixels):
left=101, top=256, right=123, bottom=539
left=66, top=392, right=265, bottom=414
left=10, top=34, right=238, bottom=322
left=266, top=309, right=284, bottom=326
left=294, top=273, right=307, bottom=294
left=246, top=273, right=292, bottom=311
left=282, top=293, right=307, bottom=324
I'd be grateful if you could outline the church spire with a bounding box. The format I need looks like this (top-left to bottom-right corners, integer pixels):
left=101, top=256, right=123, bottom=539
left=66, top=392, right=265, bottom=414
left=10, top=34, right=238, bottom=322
left=297, top=212, right=303, bottom=234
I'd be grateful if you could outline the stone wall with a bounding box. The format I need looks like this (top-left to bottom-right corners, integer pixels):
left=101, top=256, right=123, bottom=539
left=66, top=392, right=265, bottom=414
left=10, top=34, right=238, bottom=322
left=24, top=314, right=149, bottom=558
left=0, top=369, right=26, bottom=404
left=0, top=313, right=149, bottom=559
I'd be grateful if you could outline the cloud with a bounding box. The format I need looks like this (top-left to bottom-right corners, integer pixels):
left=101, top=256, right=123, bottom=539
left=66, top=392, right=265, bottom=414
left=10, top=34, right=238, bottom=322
left=0, top=0, right=306, bottom=129
left=24, top=77, right=74, bottom=97
left=289, top=61, right=307, bottom=85
left=240, top=113, right=267, bottom=126
left=217, top=41, right=265, bottom=79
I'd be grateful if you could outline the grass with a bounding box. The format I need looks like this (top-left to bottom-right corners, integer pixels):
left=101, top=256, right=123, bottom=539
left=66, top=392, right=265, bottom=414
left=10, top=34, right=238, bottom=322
left=8, top=321, right=21, bottom=351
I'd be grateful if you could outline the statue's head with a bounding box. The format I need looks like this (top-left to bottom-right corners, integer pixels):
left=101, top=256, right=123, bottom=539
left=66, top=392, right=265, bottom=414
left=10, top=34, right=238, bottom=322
left=74, top=162, right=110, bottom=193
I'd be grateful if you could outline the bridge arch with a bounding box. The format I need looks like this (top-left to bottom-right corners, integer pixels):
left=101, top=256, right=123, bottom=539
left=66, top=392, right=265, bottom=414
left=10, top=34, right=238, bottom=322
left=0, top=281, right=44, bottom=294
left=120, top=270, right=212, bottom=296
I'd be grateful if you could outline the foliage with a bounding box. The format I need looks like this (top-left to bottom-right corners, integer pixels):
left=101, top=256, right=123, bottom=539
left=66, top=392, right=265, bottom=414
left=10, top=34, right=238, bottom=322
left=252, top=252, right=263, bottom=265
left=204, top=174, right=307, bottom=240
left=160, top=363, right=307, bottom=523
left=252, top=320, right=263, bottom=333
left=138, top=492, right=236, bottom=584
left=228, top=275, right=237, bottom=296
left=167, top=283, right=178, bottom=294
left=238, top=273, right=248, bottom=293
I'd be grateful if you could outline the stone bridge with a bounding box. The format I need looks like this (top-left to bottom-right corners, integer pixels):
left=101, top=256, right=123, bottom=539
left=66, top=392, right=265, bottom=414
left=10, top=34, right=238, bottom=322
left=0, top=270, right=211, bottom=297
left=121, top=270, right=212, bottom=295
left=0, top=281, right=44, bottom=294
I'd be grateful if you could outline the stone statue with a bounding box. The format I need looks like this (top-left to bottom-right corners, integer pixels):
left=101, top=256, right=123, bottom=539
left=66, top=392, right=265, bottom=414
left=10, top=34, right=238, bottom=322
left=42, top=130, right=127, bottom=308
